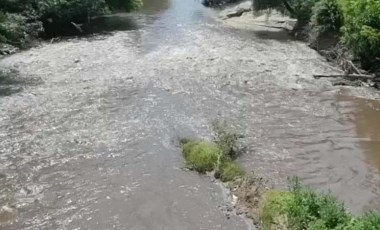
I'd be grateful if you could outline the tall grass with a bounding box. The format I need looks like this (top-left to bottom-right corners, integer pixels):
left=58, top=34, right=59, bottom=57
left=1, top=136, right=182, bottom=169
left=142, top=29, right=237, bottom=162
left=260, top=177, right=380, bottom=230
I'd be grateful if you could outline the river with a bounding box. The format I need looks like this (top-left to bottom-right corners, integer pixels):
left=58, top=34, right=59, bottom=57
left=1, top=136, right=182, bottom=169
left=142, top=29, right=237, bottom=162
left=1, top=0, right=380, bottom=229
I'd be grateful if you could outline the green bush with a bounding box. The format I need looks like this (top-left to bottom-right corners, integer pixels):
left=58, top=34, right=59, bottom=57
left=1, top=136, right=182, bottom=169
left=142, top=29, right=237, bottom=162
left=181, top=138, right=245, bottom=182
left=260, top=178, right=354, bottom=230
left=341, top=0, right=380, bottom=69
left=253, top=0, right=319, bottom=23
left=344, top=213, right=380, bottom=230
left=310, top=0, right=343, bottom=34
left=0, top=13, right=43, bottom=47
left=289, top=0, right=319, bottom=23
left=260, top=191, right=293, bottom=230
left=211, top=120, right=241, bottom=159
left=286, top=178, right=350, bottom=230
left=0, top=12, right=6, bottom=43
left=218, top=161, right=245, bottom=182
left=182, top=141, right=221, bottom=173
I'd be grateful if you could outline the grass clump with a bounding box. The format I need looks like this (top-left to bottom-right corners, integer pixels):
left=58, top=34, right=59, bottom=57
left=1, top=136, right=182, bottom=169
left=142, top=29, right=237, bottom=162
left=181, top=120, right=246, bottom=181
left=182, top=140, right=221, bottom=174
left=344, top=213, right=380, bottom=230
left=286, top=177, right=349, bottom=230
left=260, top=191, right=293, bottom=230
left=211, top=120, right=242, bottom=159
left=181, top=139, right=246, bottom=181
left=259, top=177, right=380, bottom=230
left=218, top=161, right=245, bottom=182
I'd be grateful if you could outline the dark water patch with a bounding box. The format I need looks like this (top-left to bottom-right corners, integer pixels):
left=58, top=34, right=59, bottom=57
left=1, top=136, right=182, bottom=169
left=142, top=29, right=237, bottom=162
left=254, top=29, right=293, bottom=42
left=0, top=70, right=22, bottom=96
left=0, top=69, right=43, bottom=96
left=43, top=14, right=140, bottom=39
left=42, top=0, right=172, bottom=39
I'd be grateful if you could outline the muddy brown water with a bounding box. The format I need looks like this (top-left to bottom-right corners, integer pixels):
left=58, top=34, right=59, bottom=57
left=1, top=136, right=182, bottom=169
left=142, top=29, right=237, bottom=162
left=1, top=0, right=380, bottom=229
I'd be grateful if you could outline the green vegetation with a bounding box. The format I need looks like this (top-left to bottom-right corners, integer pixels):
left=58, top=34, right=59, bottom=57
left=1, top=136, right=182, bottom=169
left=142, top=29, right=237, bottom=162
left=253, top=0, right=380, bottom=72
left=182, top=141, right=221, bottom=173
left=341, top=0, right=380, bottom=70
left=181, top=120, right=245, bottom=182
left=218, top=161, right=245, bottom=182
left=181, top=122, right=380, bottom=229
left=211, top=120, right=242, bottom=159
left=260, top=177, right=380, bottom=230
left=0, top=0, right=142, bottom=52
left=253, top=0, right=319, bottom=24
left=310, top=0, right=343, bottom=35
left=260, top=191, right=293, bottom=230
left=181, top=139, right=245, bottom=181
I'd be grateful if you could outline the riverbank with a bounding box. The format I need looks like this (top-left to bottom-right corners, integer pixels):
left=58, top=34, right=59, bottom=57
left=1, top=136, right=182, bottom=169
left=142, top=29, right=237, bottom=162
left=0, top=0, right=144, bottom=55
left=217, top=1, right=380, bottom=91
left=1, top=0, right=380, bottom=228
left=180, top=124, right=380, bottom=229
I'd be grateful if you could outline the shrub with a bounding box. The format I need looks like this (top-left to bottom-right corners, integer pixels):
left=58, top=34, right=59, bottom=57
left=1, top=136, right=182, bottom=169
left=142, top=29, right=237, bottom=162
left=253, top=0, right=319, bottom=23
left=260, top=178, right=351, bottom=230
left=218, top=161, right=245, bottom=182
left=0, top=12, right=6, bottom=43
left=344, top=213, right=380, bottom=230
left=211, top=120, right=241, bottom=159
left=181, top=137, right=245, bottom=182
left=182, top=141, right=222, bottom=173
left=0, top=13, right=43, bottom=47
left=341, top=0, right=380, bottom=70
left=286, top=177, right=350, bottom=230
left=310, top=0, right=343, bottom=34
left=260, top=191, right=293, bottom=230
left=289, top=0, right=319, bottom=23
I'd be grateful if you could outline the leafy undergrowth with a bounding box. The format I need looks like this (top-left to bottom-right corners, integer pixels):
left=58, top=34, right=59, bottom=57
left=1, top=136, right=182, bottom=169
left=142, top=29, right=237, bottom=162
left=260, top=178, right=380, bottom=230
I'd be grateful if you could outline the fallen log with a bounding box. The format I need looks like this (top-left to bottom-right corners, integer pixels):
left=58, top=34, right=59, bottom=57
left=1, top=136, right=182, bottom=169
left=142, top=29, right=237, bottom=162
left=71, top=22, right=83, bottom=33
left=313, top=74, right=375, bottom=81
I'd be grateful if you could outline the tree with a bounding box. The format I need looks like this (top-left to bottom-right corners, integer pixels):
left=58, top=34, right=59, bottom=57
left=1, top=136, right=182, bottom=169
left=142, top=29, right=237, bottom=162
left=253, top=0, right=318, bottom=25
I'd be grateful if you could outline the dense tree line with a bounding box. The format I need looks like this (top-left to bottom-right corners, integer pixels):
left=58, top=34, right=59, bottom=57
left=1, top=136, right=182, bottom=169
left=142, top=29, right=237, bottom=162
left=0, top=0, right=142, bottom=51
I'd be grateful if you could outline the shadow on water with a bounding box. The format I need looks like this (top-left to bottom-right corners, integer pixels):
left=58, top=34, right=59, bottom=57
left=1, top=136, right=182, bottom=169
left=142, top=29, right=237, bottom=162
left=43, top=0, right=171, bottom=38
left=43, top=14, right=140, bottom=38
left=0, top=70, right=42, bottom=96
left=141, top=0, right=170, bottom=14
left=0, top=70, right=22, bottom=96
left=253, top=29, right=294, bottom=42
left=86, top=14, right=140, bottom=33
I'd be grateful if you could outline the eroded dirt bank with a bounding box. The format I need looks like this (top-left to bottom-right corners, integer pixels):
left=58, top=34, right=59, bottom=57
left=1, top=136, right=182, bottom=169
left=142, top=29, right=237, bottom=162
left=1, top=0, right=380, bottom=228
